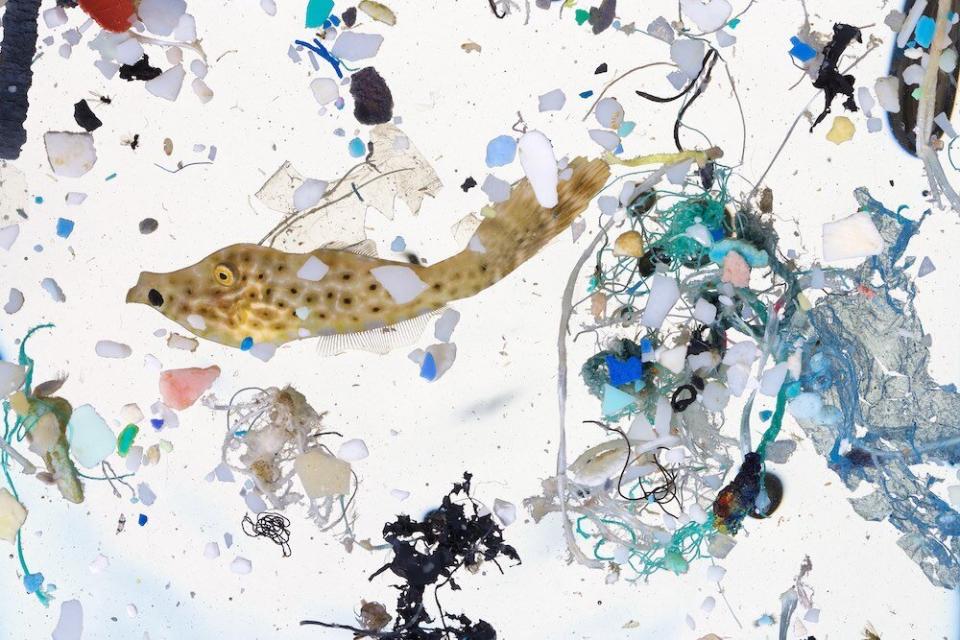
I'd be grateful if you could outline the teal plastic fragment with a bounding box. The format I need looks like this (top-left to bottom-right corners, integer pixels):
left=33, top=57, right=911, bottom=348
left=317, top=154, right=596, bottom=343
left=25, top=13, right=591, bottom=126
left=117, top=424, right=139, bottom=457
left=707, top=239, right=769, bottom=267
left=305, top=0, right=335, bottom=28
left=602, top=383, right=636, bottom=417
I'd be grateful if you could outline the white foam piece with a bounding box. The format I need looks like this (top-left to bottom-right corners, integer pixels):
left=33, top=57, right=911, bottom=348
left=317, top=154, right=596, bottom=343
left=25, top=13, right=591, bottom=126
left=658, top=345, right=687, bottom=374
left=370, top=265, right=429, bottom=304
left=640, top=275, right=680, bottom=329
left=293, top=178, right=328, bottom=211
left=903, top=63, right=925, bottom=85
left=875, top=76, right=900, bottom=113
left=52, top=599, right=83, bottom=640
left=146, top=64, right=186, bottom=101
left=337, top=438, right=369, bottom=461
left=138, top=0, right=187, bottom=36
left=693, top=298, right=717, bottom=324
left=95, top=340, right=132, bottom=358
left=310, top=77, right=339, bottom=105
left=0, top=224, right=19, bottom=251
left=44, top=132, right=97, bottom=177
left=518, top=130, right=559, bottom=208
left=688, top=503, right=709, bottom=525
left=822, top=212, right=884, bottom=261
left=331, top=31, right=383, bottom=60
left=166, top=46, right=183, bottom=65
left=654, top=396, right=672, bottom=433
left=700, top=381, right=729, bottom=411
left=493, top=498, right=517, bottom=526
left=230, top=556, right=252, bottom=574
left=588, top=129, right=620, bottom=151
left=941, top=48, right=958, bottom=73
left=759, top=362, right=789, bottom=396
left=670, top=38, right=705, bottom=78
left=595, top=97, right=624, bottom=128
left=680, top=0, right=732, bottom=32
left=434, top=308, right=461, bottom=342
left=726, top=363, right=751, bottom=396
left=687, top=351, right=717, bottom=373
left=538, top=88, right=566, bottom=112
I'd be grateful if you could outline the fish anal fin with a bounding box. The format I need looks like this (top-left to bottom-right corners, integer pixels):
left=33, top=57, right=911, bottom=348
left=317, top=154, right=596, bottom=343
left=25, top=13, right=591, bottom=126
left=313, top=310, right=441, bottom=356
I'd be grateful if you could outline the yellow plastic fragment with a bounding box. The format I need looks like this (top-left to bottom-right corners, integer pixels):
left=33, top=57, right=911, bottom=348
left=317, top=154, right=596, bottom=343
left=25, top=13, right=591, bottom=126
left=295, top=449, right=352, bottom=498
left=613, top=230, right=644, bottom=257
left=8, top=391, right=29, bottom=416
left=480, top=205, right=497, bottom=218
left=826, top=116, right=855, bottom=144
left=796, top=292, right=812, bottom=311
left=0, top=488, right=27, bottom=543
left=358, top=0, right=396, bottom=25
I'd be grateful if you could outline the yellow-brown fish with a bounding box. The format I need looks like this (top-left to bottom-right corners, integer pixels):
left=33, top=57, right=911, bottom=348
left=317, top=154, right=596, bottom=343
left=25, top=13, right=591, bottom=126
left=126, top=156, right=610, bottom=351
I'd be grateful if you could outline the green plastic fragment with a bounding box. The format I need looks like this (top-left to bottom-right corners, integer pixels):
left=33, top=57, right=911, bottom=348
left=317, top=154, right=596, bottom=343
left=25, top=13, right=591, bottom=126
left=117, top=424, right=139, bottom=457
left=574, top=8, right=589, bottom=25
left=663, top=549, right=690, bottom=574
left=305, top=0, right=335, bottom=28
left=911, top=87, right=923, bottom=100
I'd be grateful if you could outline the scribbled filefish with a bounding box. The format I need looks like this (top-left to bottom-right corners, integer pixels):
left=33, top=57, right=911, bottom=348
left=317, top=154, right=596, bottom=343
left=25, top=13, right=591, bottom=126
left=126, top=157, right=610, bottom=352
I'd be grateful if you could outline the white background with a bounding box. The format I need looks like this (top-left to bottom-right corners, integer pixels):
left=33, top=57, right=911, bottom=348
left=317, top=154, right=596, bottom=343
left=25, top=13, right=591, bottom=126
left=2, top=0, right=960, bottom=638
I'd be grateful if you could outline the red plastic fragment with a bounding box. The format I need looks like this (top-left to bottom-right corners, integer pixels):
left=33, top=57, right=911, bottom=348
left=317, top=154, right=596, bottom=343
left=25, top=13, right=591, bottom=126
left=78, top=0, right=136, bottom=33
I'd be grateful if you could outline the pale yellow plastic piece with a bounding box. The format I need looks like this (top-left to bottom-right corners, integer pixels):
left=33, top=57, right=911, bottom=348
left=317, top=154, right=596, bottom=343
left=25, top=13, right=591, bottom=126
left=826, top=116, right=855, bottom=144
left=0, top=488, right=27, bottom=543
left=295, top=450, right=352, bottom=498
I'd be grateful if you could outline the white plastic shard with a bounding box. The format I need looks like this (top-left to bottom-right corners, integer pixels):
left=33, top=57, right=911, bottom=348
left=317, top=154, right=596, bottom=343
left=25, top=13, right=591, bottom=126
left=203, top=541, right=220, bottom=558
left=192, top=78, right=214, bottom=104
left=693, top=298, right=717, bottom=324
left=875, top=76, right=900, bottom=112
left=42, top=277, right=66, bottom=302
left=680, top=0, right=732, bottom=32
left=296, top=255, right=330, bottom=282
left=295, top=449, right=352, bottom=497
left=230, top=556, right=252, bottom=574
left=114, top=37, right=145, bottom=65
left=588, top=129, right=620, bottom=151
left=52, top=599, right=83, bottom=640
left=481, top=174, right=511, bottom=203
left=138, top=0, right=187, bottom=36
left=95, top=340, right=132, bottom=358
left=0, top=488, right=26, bottom=543
left=146, top=64, right=186, bottom=101
left=43, top=6, right=68, bottom=27
left=538, top=88, right=566, bottom=112
left=44, top=132, right=97, bottom=177
left=66, top=405, right=116, bottom=468
left=434, top=308, right=461, bottom=342
left=641, top=275, right=680, bottom=329
left=700, top=381, right=730, bottom=411
left=898, top=0, right=927, bottom=48
left=822, top=212, right=884, bottom=261
left=493, top=498, right=517, bottom=526
left=337, top=438, right=369, bottom=461
left=294, top=178, right=328, bottom=211
left=0, top=224, right=20, bottom=250
left=0, top=361, right=26, bottom=395
left=331, top=32, right=383, bottom=61
left=670, top=38, right=705, bottom=78
left=759, top=362, right=789, bottom=396
left=658, top=345, right=687, bottom=374
left=4, top=288, right=23, bottom=314
left=310, top=77, right=339, bottom=105
left=594, top=97, right=624, bottom=129
left=370, top=265, right=429, bottom=304
left=518, top=130, right=559, bottom=208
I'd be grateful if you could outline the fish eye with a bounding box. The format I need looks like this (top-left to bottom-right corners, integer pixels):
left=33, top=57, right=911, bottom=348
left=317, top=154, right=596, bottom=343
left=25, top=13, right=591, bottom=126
left=148, top=289, right=164, bottom=307
left=214, top=264, right=236, bottom=286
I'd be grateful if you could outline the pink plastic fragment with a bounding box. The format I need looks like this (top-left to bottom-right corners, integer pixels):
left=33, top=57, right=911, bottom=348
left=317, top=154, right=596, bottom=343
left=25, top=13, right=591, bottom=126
left=158, top=365, right=221, bottom=410
left=721, top=251, right=750, bottom=287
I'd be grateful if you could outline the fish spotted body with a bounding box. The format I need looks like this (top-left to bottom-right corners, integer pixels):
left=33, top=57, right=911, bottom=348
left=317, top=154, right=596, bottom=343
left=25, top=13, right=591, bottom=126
left=126, top=157, right=610, bottom=350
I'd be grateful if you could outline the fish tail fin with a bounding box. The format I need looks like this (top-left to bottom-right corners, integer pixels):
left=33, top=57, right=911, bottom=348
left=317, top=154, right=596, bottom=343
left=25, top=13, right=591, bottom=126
left=431, top=156, right=610, bottom=299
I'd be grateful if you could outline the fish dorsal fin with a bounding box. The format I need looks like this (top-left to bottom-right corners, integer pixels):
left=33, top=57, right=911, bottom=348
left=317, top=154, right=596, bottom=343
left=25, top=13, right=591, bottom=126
left=334, top=239, right=379, bottom=258
left=313, top=310, right=441, bottom=356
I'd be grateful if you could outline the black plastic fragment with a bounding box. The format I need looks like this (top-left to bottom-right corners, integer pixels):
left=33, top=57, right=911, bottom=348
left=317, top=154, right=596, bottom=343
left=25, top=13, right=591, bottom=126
left=73, top=100, right=103, bottom=132
left=119, top=55, right=162, bottom=82
left=594, top=62, right=608, bottom=74
left=460, top=177, right=477, bottom=192
left=809, top=23, right=862, bottom=132
left=0, top=0, right=43, bottom=160
left=588, top=0, right=616, bottom=34
left=350, top=66, right=394, bottom=125
left=341, top=6, right=357, bottom=27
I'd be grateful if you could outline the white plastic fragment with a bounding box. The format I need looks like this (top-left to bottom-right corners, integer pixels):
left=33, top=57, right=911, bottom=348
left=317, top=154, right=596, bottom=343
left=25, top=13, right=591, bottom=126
left=173, top=12, right=197, bottom=40
left=166, top=46, right=183, bottom=65
left=65, top=192, right=87, bottom=205
left=310, top=77, right=339, bottom=105
left=705, top=564, right=727, bottom=582
left=44, top=132, right=97, bottom=177
left=0, top=488, right=26, bottom=543
left=788, top=392, right=823, bottom=420
left=688, top=503, right=709, bottom=525
left=261, top=0, right=277, bottom=15
left=190, top=59, right=208, bottom=79
left=249, top=343, right=277, bottom=362
left=52, top=599, right=83, bottom=640
left=138, top=0, right=187, bottom=36
left=43, top=6, right=68, bottom=27
left=481, top=174, right=511, bottom=203
left=126, top=604, right=138, bottom=618
left=95, top=340, right=132, bottom=359
left=822, top=212, right=884, bottom=261
left=66, top=405, right=116, bottom=468
left=666, top=158, right=694, bottom=185
left=658, top=345, right=687, bottom=374
left=204, top=541, right=220, bottom=558
left=434, top=308, right=461, bottom=342
left=935, top=112, right=958, bottom=138
left=875, top=77, right=900, bottom=113
left=94, top=59, right=119, bottom=80
left=903, top=63, right=925, bottom=85
left=518, top=130, right=559, bottom=208
left=293, top=179, right=328, bottom=211
left=0, top=224, right=19, bottom=251
left=4, top=288, right=24, bottom=314
left=370, top=265, right=429, bottom=304
left=759, top=362, right=789, bottom=396
left=588, top=129, right=620, bottom=151
left=296, top=255, right=330, bottom=281
left=244, top=491, right=267, bottom=513
left=857, top=87, right=875, bottom=115
left=230, top=556, right=252, bottom=575
left=89, top=554, right=110, bottom=574
left=941, top=48, right=958, bottom=73
left=700, top=381, right=729, bottom=411
left=331, top=32, right=384, bottom=61
left=42, top=278, right=66, bottom=302
left=493, top=498, right=517, bottom=526
left=594, top=97, right=624, bottom=128
left=693, top=298, right=717, bottom=324
left=641, top=275, right=680, bottom=329
left=680, top=0, right=732, bottom=32
left=146, top=64, right=186, bottom=101
left=0, top=361, right=25, bottom=397
left=192, top=78, right=214, bottom=104
left=670, top=38, right=705, bottom=78
left=337, top=438, right=369, bottom=461
left=390, top=489, right=410, bottom=500
left=538, top=88, right=566, bottom=112
left=138, top=482, right=157, bottom=506
left=114, top=38, right=145, bottom=65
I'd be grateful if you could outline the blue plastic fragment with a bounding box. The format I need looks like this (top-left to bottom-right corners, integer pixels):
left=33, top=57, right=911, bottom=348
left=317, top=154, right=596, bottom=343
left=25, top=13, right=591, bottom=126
left=348, top=137, right=366, bottom=157
left=105, top=173, right=117, bottom=181
left=240, top=336, right=254, bottom=350
left=640, top=338, right=653, bottom=354
left=918, top=256, right=935, bottom=277
left=602, top=383, right=636, bottom=417
left=305, top=0, right=335, bottom=27
left=709, top=227, right=725, bottom=241
left=915, top=16, right=936, bottom=48
left=618, top=121, right=636, bottom=137
left=34, top=196, right=43, bottom=204
left=728, top=17, right=741, bottom=29
left=23, top=572, right=44, bottom=593
left=138, top=513, right=148, bottom=526
left=759, top=409, right=772, bottom=421
left=329, top=14, right=341, bottom=26
left=614, top=143, right=623, bottom=155
left=485, top=135, right=517, bottom=167
left=605, top=354, right=643, bottom=386
left=150, top=418, right=164, bottom=430
left=579, top=90, right=594, bottom=98
left=56, top=218, right=74, bottom=238
left=788, top=36, right=817, bottom=62
left=420, top=353, right=437, bottom=381
left=390, top=236, right=406, bottom=252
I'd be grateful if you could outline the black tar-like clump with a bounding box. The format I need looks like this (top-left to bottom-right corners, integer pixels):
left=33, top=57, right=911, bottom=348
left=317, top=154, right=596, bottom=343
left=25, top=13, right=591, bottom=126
left=350, top=67, right=394, bottom=125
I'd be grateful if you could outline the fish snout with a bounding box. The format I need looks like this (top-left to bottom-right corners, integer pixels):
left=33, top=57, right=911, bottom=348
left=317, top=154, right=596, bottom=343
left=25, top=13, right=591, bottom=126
left=126, top=272, right=166, bottom=309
